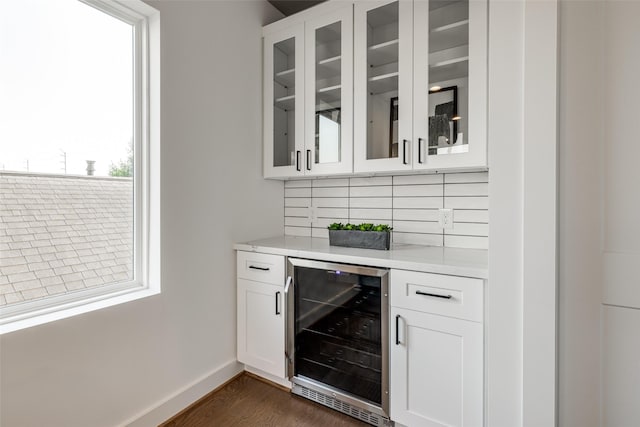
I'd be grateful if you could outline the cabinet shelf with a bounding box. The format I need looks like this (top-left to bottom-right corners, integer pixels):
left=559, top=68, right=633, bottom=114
left=430, top=45, right=469, bottom=67
left=368, top=72, right=398, bottom=95
left=275, top=68, right=295, bottom=88
left=368, top=39, right=399, bottom=68
left=431, top=19, right=469, bottom=34
left=428, top=45, right=469, bottom=82
left=317, top=55, right=341, bottom=80
left=317, top=84, right=342, bottom=106
left=430, top=22, right=468, bottom=52
left=275, top=95, right=295, bottom=111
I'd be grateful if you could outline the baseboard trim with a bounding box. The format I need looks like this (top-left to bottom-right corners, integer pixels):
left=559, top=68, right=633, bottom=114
left=121, top=359, right=244, bottom=427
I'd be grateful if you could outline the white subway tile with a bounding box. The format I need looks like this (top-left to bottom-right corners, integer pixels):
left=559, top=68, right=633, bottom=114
left=285, top=180, right=312, bottom=188
left=445, top=222, right=489, bottom=237
left=350, top=208, right=393, bottom=220
left=393, top=220, right=442, bottom=234
left=313, top=186, right=349, bottom=198
left=312, top=218, right=346, bottom=228
left=393, top=174, right=443, bottom=185
left=312, top=178, right=349, bottom=188
left=394, top=197, right=442, bottom=209
left=350, top=197, right=392, bottom=209
left=444, top=172, right=489, bottom=184
left=444, top=183, right=488, bottom=197
left=311, top=228, right=329, bottom=239
left=350, top=186, right=392, bottom=197
left=393, top=209, right=439, bottom=222
left=393, top=184, right=442, bottom=197
left=285, top=197, right=311, bottom=208
left=453, top=209, right=489, bottom=223
left=444, top=235, right=488, bottom=249
left=312, top=198, right=349, bottom=208
left=285, top=217, right=312, bottom=227
left=285, top=207, right=310, bottom=217
left=350, top=176, right=393, bottom=186
left=444, top=196, right=489, bottom=210
left=284, top=226, right=312, bottom=237
left=316, top=207, right=349, bottom=218
left=393, top=232, right=444, bottom=246
left=285, top=187, right=312, bottom=198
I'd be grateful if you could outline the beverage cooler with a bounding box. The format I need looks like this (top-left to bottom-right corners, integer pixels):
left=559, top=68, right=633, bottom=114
left=285, top=258, right=390, bottom=426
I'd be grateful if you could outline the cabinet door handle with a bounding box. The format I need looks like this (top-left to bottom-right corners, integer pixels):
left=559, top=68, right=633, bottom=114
left=296, top=150, right=301, bottom=171
left=402, top=140, right=409, bottom=165
left=275, top=291, right=281, bottom=315
left=416, top=290, right=453, bottom=299
left=395, top=314, right=401, bottom=345
left=248, top=265, right=270, bottom=271
left=306, top=149, right=311, bottom=171
left=418, top=138, right=424, bottom=164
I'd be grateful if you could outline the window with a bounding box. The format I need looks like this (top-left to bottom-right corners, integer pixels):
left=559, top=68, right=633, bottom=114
left=0, top=0, right=160, bottom=334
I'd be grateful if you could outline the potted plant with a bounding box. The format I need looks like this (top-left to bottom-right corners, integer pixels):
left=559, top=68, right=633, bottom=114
left=327, top=223, right=392, bottom=250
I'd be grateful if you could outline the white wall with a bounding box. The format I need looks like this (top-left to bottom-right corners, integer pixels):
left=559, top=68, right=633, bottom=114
left=558, top=1, right=604, bottom=426
left=600, top=0, right=640, bottom=424
left=0, top=1, right=284, bottom=426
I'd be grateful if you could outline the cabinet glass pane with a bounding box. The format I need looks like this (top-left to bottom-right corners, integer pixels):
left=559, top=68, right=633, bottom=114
left=315, top=22, right=342, bottom=165
left=427, top=0, right=469, bottom=156
left=366, top=1, right=399, bottom=160
left=273, top=37, right=296, bottom=167
left=294, top=266, right=383, bottom=405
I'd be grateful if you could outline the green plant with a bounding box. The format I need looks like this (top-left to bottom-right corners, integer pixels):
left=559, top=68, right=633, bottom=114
left=328, top=222, right=392, bottom=232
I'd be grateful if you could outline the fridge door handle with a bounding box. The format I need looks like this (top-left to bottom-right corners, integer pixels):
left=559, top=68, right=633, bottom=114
left=284, top=275, right=294, bottom=380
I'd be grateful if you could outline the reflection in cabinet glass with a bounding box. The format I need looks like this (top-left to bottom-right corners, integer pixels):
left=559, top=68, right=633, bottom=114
left=273, top=37, right=297, bottom=168
left=428, top=0, right=469, bottom=157
left=315, top=22, right=342, bottom=165
left=366, top=1, right=399, bottom=161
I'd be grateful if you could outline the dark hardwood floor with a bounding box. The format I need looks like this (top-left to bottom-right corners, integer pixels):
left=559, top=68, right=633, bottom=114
left=160, top=373, right=369, bottom=427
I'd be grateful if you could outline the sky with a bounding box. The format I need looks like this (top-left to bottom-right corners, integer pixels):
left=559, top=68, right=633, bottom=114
left=0, top=0, right=133, bottom=176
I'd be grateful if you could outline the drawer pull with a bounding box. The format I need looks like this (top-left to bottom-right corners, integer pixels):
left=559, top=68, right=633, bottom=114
left=416, top=290, right=452, bottom=299
left=248, top=265, right=270, bottom=271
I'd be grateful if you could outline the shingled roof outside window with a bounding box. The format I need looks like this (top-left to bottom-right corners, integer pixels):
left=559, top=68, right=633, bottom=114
left=0, top=172, right=133, bottom=306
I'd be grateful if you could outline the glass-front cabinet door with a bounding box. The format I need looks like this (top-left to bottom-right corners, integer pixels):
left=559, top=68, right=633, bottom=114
left=354, top=0, right=413, bottom=173
left=264, top=25, right=305, bottom=178
left=305, top=6, right=353, bottom=176
left=413, top=0, right=488, bottom=170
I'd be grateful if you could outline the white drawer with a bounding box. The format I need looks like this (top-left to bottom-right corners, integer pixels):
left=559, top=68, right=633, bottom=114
left=237, top=251, right=285, bottom=285
left=391, top=269, right=483, bottom=322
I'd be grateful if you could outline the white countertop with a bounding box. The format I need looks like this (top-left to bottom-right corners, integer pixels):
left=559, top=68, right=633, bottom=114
left=234, top=236, right=488, bottom=279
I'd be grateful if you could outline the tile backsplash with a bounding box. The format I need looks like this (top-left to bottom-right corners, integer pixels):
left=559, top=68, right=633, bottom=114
left=284, top=172, right=489, bottom=249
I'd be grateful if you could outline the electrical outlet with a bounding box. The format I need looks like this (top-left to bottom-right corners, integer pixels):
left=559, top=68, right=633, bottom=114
left=308, top=206, right=318, bottom=223
left=438, top=208, right=454, bottom=229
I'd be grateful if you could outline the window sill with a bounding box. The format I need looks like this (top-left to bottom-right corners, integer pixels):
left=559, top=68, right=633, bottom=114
left=0, top=284, right=160, bottom=335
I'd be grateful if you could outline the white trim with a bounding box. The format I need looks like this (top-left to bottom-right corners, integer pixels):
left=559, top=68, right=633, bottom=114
left=522, top=1, right=558, bottom=426
left=121, top=360, right=244, bottom=427
left=0, top=0, right=161, bottom=335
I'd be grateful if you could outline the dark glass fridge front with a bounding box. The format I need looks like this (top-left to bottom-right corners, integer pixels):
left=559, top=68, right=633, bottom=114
left=294, top=266, right=382, bottom=405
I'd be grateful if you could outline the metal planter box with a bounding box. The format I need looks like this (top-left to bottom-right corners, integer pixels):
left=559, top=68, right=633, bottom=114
left=328, top=230, right=391, bottom=250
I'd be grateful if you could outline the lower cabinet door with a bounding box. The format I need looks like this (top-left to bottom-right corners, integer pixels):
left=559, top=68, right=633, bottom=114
left=237, top=279, right=285, bottom=378
left=390, top=307, right=483, bottom=427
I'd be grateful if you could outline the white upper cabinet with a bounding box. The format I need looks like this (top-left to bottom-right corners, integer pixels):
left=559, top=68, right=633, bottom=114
left=412, top=0, right=488, bottom=170
left=264, top=5, right=354, bottom=178
left=263, top=0, right=487, bottom=178
left=354, top=0, right=487, bottom=174
left=264, top=25, right=305, bottom=178
left=353, top=0, right=414, bottom=173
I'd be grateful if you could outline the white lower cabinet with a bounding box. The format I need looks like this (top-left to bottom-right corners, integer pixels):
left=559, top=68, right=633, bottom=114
left=237, top=278, right=285, bottom=378
left=390, top=270, right=484, bottom=427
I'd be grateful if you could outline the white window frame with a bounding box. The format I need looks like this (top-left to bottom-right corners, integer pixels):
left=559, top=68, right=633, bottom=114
left=0, top=0, right=161, bottom=334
